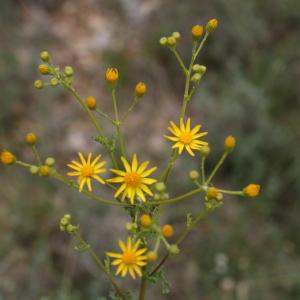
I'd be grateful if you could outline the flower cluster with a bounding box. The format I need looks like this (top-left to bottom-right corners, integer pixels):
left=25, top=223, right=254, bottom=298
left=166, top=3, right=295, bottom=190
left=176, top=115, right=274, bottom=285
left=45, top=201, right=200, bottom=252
left=1, top=18, right=261, bottom=299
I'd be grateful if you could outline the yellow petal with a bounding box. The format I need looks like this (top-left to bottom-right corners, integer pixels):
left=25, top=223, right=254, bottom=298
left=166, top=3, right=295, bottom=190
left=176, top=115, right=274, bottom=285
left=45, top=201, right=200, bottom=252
left=132, top=154, right=138, bottom=172
left=67, top=171, right=81, bottom=176
left=141, top=167, right=157, bottom=178
left=136, top=188, right=146, bottom=202
left=87, top=153, right=92, bottom=165
left=190, top=125, right=201, bottom=135
left=121, top=157, right=131, bottom=172
left=129, top=267, right=136, bottom=279
left=79, top=177, right=87, bottom=192
left=180, top=118, right=185, bottom=131
left=67, top=164, right=81, bottom=171
left=185, top=145, right=195, bottom=156
left=86, top=178, right=92, bottom=191
left=140, top=184, right=153, bottom=196
left=118, top=240, right=127, bottom=252
left=116, top=264, right=124, bottom=275
left=106, top=252, right=122, bottom=258
left=93, top=175, right=106, bottom=185
left=91, top=154, right=102, bottom=167
left=107, top=177, right=124, bottom=183
left=115, top=183, right=127, bottom=198
left=186, top=118, right=191, bottom=131
left=142, top=178, right=157, bottom=185
left=78, top=152, right=86, bottom=165
left=163, top=135, right=179, bottom=142
left=133, top=265, right=142, bottom=277
left=121, top=266, right=128, bottom=277
left=132, top=239, right=141, bottom=252
left=137, top=161, right=149, bottom=174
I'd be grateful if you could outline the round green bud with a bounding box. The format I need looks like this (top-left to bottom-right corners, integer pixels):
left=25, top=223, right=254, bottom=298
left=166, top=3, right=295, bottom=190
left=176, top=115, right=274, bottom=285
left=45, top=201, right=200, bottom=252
left=168, top=244, right=180, bottom=255
left=30, top=166, right=40, bottom=175
left=67, top=224, right=75, bottom=233
left=153, top=193, right=161, bottom=201
left=60, top=217, right=69, bottom=226
left=167, top=36, right=176, bottom=47
left=40, top=51, right=50, bottom=62
left=159, top=37, right=167, bottom=46
left=155, top=182, right=166, bottom=193
left=34, top=80, right=44, bottom=89
left=64, top=66, right=74, bottom=76
left=191, top=73, right=201, bottom=83
left=64, top=214, right=71, bottom=220
left=172, top=32, right=181, bottom=40
left=189, top=170, right=199, bottom=180
left=50, top=78, right=58, bottom=86
left=125, top=222, right=134, bottom=231
left=200, top=145, right=210, bottom=157
left=192, top=64, right=207, bottom=75
left=161, top=193, right=169, bottom=200
left=45, top=157, right=55, bottom=167
left=59, top=225, right=66, bottom=231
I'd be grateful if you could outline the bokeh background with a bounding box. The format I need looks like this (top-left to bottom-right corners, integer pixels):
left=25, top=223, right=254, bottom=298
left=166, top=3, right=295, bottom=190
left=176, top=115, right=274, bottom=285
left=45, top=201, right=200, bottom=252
left=1, top=0, right=300, bottom=299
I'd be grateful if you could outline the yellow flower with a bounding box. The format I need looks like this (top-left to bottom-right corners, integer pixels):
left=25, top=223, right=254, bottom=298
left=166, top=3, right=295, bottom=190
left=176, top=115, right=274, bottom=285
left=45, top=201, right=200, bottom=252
left=67, top=152, right=106, bottom=192
left=224, top=135, right=236, bottom=151
left=243, top=184, right=260, bottom=197
left=164, top=118, right=208, bottom=156
left=206, top=18, right=218, bottom=33
left=105, top=68, right=119, bottom=83
left=106, top=237, right=147, bottom=279
left=140, top=214, right=152, bottom=228
left=107, top=154, right=157, bottom=204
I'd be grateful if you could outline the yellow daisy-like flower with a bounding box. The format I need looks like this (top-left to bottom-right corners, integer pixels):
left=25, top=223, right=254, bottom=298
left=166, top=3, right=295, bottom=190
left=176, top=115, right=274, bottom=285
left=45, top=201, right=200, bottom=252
left=67, top=152, right=106, bottom=192
left=107, top=154, right=157, bottom=204
left=106, top=237, right=147, bottom=279
left=164, top=118, right=208, bottom=156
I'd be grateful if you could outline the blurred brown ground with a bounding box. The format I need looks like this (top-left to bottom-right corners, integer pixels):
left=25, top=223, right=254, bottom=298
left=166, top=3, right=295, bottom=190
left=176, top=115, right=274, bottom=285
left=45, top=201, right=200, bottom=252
left=0, top=0, right=300, bottom=299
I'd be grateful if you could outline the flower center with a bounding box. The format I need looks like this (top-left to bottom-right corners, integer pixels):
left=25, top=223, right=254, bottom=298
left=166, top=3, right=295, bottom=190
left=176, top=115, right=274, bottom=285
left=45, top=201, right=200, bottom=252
left=81, top=165, right=94, bottom=177
left=179, top=131, right=193, bottom=144
left=122, top=251, right=136, bottom=265
left=124, top=172, right=141, bottom=187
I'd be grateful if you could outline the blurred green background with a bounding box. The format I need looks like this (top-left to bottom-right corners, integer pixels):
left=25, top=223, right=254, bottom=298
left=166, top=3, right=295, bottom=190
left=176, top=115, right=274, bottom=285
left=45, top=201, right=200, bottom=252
left=1, top=0, right=300, bottom=299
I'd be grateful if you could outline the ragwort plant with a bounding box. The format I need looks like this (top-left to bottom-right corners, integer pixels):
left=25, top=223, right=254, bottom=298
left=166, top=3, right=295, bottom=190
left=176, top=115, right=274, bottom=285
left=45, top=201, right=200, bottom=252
left=1, top=19, right=260, bottom=300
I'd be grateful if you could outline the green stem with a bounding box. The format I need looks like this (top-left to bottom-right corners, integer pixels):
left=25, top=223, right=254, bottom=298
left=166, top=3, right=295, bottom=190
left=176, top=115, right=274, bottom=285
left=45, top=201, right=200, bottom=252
left=159, top=151, right=179, bottom=183
left=200, top=156, right=206, bottom=184
left=67, top=86, right=118, bottom=168
left=74, top=233, right=127, bottom=300
left=112, top=88, right=126, bottom=158
left=205, top=152, right=228, bottom=184
left=31, top=145, right=42, bottom=166
left=95, top=109, right=116, bottom=125
left=122, top=95, right=139, bottom=122
left=138, top=277, right=147, bottom=300
left=217, top=189, right=243, bottom=196
left=171, top=48, right=188, bottom=76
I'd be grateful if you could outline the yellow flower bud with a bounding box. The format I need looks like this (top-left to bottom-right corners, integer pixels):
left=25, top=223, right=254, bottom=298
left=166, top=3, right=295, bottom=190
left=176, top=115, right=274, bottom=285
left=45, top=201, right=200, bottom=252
left=45, top=157, right=55, bottom=167
left=168, top=244, right=180, bottom=255
left=38, top=64, right=50, bottom=75
left=140, top=214, right=152, bottom=228
left=207, top=187, right=219, bottom=199
left=50, top=78, right=58, bottom=86
left=105, top=68, right=119, bottom=83
left=146, top=251, right=157, bottom=262
left=161, top=224, right=174, bottom=238
left=206, top=18, right=218, bottom=33
left=189, top=170, right=199, bottom=180
left=40, top=165, right=50, bottom=176
left=159, top=37, right=167, bottom=46
left=243, top=184, right=260, bottom=197
left=154, top=182, right=166, bottom=192
left=64, top=66, right=73, bottom=76
left=172, top=32, right=181, bottom=40
left=135, top=82, right=147, bottom=97
left=191, top=25, right=204, bottom=39
left=224, top=135, right=236, bottom=152
left=25, top=132, right=37, bottom=145
left=0, top=151, right=15, bottom=165
left=40, top=51, right=50, bottom=62
left=30, top=166, right=40, bottom=175
left=85, top=96, right=97, bottom=110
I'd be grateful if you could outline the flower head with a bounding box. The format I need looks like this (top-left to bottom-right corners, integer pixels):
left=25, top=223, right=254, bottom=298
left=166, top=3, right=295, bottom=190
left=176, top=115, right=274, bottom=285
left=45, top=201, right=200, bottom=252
left=25, top=132, right=37, bottom=145
left=0, top=151, right=15, bottom=165
left=85, top=96, right=97, bottom=110
left=206, top=18, right=218, bottom=33
left=67, top=152, right=106, bottom=192
left=38, top=64, right=50, bottom=75
left=105, top=68, right=119, bottom=83
left=164, top=118, right=208, bottom=156
left=224, top=135, right=236, bottom=151
left=135, top=82, right=147, bottom=97
left=107, top=154, right=157, bottom=204
left=243, top=184, right=260, bottom=197
left=106, top=237, right=147, bottom=279
left=191, top=25, right=204, bottom=39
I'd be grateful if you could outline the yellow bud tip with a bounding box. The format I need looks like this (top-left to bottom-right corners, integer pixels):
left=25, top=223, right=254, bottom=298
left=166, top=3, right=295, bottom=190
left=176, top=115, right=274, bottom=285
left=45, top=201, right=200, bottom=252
left=189, top=170, right=199, bottom=180
left=207, top=187, right=219, bottom=199
left=191, top=25, right=204, bottom=39
left=200, top=145, right=210, bottom=156
left=38, top=64, right=50, bottom=75
left=0, top=151, right=15, bottom=165
left=40, top=165, right=50, bottom=177
left=161, top=224, right=174, bottom=238
left=207, top=18, right=218, bottom=33
left=243, top=184, right=260, bottom=197
left=105, top=68, right=119, bottom=83
left=135, top=82, right=147, bottom=97
left=40, top=51, right=50, bottom=62
left=140, top=214, right=152, bottom=228
left=167, top=36, right=176, bottom=46
left=146, top=251, right=157, bottom=262
left=85, top=96, right=97, bottom=110
left=224, top=135, right=236, bottom=151
left=25, top=132, right=37, bottom=145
